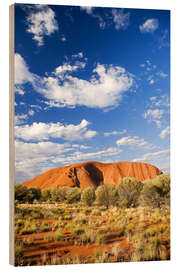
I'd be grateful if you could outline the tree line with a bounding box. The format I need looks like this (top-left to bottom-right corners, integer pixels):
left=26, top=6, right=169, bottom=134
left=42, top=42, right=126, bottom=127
left=15, top=174, right=170, bottom=209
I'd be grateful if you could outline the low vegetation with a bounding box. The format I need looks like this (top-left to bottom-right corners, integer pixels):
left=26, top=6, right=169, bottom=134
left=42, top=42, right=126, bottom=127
left=14, top=174, right=170, bottom=266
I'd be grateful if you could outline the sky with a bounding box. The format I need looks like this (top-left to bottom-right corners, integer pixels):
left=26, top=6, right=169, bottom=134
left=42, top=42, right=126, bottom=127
left=14, top=4, right=170, bottom=183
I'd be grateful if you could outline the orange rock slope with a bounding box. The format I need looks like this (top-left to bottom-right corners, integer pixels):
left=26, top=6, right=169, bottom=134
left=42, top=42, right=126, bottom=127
left=22, top=161, right=162, bottom=190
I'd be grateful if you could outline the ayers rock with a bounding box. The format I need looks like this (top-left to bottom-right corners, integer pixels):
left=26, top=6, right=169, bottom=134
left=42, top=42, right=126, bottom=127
left=22, top=161, right=162, bottom=190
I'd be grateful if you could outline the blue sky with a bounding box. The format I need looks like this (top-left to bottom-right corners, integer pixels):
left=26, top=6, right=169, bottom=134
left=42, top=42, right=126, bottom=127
left=14, top=4, right=170, bottom=183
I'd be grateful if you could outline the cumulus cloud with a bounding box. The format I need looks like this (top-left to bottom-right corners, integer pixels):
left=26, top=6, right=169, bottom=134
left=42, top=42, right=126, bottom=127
left=40, top=64, right=134, bottom=109
left=116, top=136, right=156, bottom=149
left=143, top=109, right=164, bottom=127
left=139, top=19, right=159, bottom=33
left=112, top=9, right=130, bottom=30
left=159, top=126, right=170, bottom=139
left=104, top=129, right=127, bottom=137
left=15, top=119, right=97, bottom=141
left=15, top=53, right=34, bottom=84
left=26, top=5, right=58, bottom=46
left=15, top=53, right=134, bottom=110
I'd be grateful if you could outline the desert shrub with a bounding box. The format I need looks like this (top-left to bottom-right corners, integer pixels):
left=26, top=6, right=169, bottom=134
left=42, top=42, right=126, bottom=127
left=140, top=175, right=170, bottom=208
left=98, top=227, right=107, bottom=234
left=41, top=188, right=52, bottom=202
left=44, top=233, right=54, bottom=242
left=40, top=222, right=50, bottom=232
left=153, top=174, right=170, bottom=197
left=54, top=229, right=64, bottom=241
left=26, top=187, right=41, bottom=203
left=117, top=177, right=143, bottom=208
left=96, top=235, right=107, bottom=244
left=15, top=241, right=24, bottom=265
left=20, top=220, right=37, bottom=235
left=51, top=187, right=69, bottom=202
left=140, top=184, right=162, bottom=208
left=126, top=223, right=135, bottom=234
left=144, top=227, right=158, bottom=237
left=73, top=218, right=87, bottom=225
left=81, top=187, right=96, bottom=206
left=66, top=187, right=81, bottom=204
left=90, top=209, right=101, bottom=216
left=31, top=209, right=43, bottom=219
left=15, top=184, right=28, bottom=203
left=71, top=227, right=85, bottom=236
left=95, top=185, right=118, bottom=209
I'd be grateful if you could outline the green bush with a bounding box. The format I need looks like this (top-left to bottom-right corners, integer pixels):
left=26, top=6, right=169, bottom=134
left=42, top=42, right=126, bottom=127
left=15, top=241, right=24, bottom=264
left=96, top=235, right=107, bottom=244
left=117, top=177, right=143, bottom=208
left=81, top=187, right=96, bottom=206
left=26, top=187, right=41, bottom=203
left=15, top=184, right=28, bottom=203
left=66, top=187, right=81, bottom=204
left=41, top=188, right=52, bottom=202
left=140, top=174, right=170, bottom=208
left=95, top=185, right=118, bottom=209
left=44, top=233, right=54, bottom=242
left=54, top=229, right=64, bottom=241
left=72, top=227, right=85, bottom=236
left=51, top=187, right=69, bottom=202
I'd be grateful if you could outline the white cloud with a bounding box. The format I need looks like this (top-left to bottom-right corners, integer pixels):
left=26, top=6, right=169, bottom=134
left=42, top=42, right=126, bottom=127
left=158, top=29, right=170, bottom=49
left=15, top=119, right=97, bottom=141
left=28, top=109, right=35, bottom=116
left=15, top=140, right=75, bottom=182
left=143, top=109, right=164, bottom=127
left=159, top=126, right=170, bottom=139
left=157, top=71, right=168, bottom=78
left=147, top=75, right=155, bottom=85
left=54, top=61, right=86, bottom=77
left=139, top=19, right=159, bottom=33
left=104, top=129, right=127, bottom=137
left=116, top=136, right=156, bottom=149
left=149, top=79, right=155, bottom=85
left=15, top=114, right=28, bottom=125
left=112, top=9, right=130, bottom=30
left=15, top=53, right=34, bottom=84
left=149, top=95, right=170, bottom=108
left=133, top=149, right=170, bottom=173
left=52, top=147, right=123, bottom=164
left=72, top=52, right=83, bottom=59
left=60, top=34, right=66, bottom=42
left=15, top=53, right=134, bottom=110
left=30, top=104, right=42, bottom=110
left=15, top=85, right=25, bottom=95
left=26, top=5, right=58, bottom=46
left=15, top=140, right=122, bottom=182
left=80, top=6, right=94, bottom=15
left=40, top=63, right=134, bottom=109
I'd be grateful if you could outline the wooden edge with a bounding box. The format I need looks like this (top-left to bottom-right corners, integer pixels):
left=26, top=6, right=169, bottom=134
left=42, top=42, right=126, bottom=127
left=9, top=4, right=15, bottom=266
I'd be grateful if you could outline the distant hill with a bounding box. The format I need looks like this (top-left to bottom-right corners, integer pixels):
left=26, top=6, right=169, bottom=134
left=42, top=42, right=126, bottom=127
left=22, top=161, right=162, bottom=190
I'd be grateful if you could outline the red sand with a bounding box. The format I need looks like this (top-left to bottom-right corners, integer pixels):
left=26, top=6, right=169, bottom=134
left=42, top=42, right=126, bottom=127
left=22, top=161, right=162, bottom=190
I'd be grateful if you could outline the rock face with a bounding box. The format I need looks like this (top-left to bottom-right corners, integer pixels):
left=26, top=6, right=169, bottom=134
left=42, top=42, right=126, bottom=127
left=22, top=161, right=162, bottom=190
